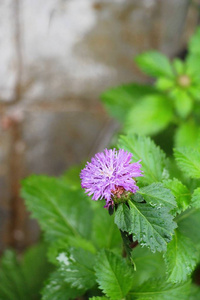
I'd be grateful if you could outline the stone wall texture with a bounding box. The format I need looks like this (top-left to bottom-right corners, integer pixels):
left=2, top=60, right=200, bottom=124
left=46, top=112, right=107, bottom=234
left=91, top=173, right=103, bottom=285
left=0, top=0, right=199, bottom=251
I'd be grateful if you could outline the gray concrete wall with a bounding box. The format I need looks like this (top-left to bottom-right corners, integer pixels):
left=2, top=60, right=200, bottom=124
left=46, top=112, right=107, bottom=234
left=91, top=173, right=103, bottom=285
left=0, top=0, right=199, bottom=251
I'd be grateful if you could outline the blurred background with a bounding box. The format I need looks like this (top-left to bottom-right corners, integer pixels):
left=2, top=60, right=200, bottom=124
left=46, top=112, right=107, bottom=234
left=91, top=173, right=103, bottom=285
left=0, top=0, right=199, bottom=253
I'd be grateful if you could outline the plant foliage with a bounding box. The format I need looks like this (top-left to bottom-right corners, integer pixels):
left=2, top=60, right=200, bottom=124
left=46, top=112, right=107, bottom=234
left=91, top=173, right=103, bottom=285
left=2, top=25, right=200, bottom=300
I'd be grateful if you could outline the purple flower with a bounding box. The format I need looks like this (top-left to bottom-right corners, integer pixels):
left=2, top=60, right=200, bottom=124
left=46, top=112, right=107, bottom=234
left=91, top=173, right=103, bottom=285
left=80, top=149, right=143, bottom=208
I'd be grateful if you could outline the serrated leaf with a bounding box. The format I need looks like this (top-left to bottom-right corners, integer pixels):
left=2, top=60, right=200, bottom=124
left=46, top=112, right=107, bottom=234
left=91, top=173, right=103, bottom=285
left=131, top=246, right=165, bottom=287
left=57, top=247, right=96, bottom=290
left=124, top=94, right=173, bottom=136
left=21, top=176, right=93, bottom=242
left=92, top=207, right=121, bottom=250
left=174, top=121, right=200, bottom=148
left=95, top=250, right=134, bottom=300
left=129, top=278, right=191, bottom=299
left=115, top=201, right=176, bottom=252
left=163, top=178, right=190, bottom=214
left=191, top=187, right=200, bottom=208
left=135, top=51, right=174, bottom=78
left=164, top=230, right=198, bottom=283
left=118, top=135, right=169, bottom=185
left=101, top=83, right=155, bottom=122
left=137, top=183, right=176, bottom=211
left=174, top=147, right=200, bottom=178
left=42, top=270, right=83, bottom=300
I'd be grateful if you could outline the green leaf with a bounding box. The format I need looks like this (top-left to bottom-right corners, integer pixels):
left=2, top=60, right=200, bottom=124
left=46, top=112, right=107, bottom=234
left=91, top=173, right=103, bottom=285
left=190, top=284, right=200, bottom=300
left=164, top=230, right=198, bottom=283
left=47, top=236, right=96, bottom=265
left=174, top=147, right=200, bottom=178
left=115, top=201, right=176, bottom=252
left=95, top=250, right=134, bottom=300
left=118, top=135, right=169, bottom=185
left=129, top=278, right=191, bottom=299
left=189, top=83, right=200, bottom=102
left=21, top=244, right=53, bottom=299
left=188, top=27, right=200, bottom=55
left=173, top=91, right=193, bottom=119
left=186, top=53, right=200, bottom=76
left=174, top=121, right=200, bottom=148
left=137, top=183, right=176, bottom=211
left=21, top=175, right=93, bottom=242
left=89, top=297, right=108, bottom=300
left=57, top=247, right=96, bottom=290
left=173, top=58, right=185, bottom=75
left=176, top=208, right=200, bottom=248
left=0, top=251, right=29, bottom=300
left=92, top=207, right=121, bottom=250
left=101, top=83, right=155, bottom=122
left=163, top=178, right=191, bottom=214
left=156, top=77, right=174, bottom=90
left=135, top=51, right=174, bottom=78
left=0, top=244, right=52, bottom=300
left=42, top=270, right=83, bottom=300
left=191, top=187, right=200, bottom=208
left=124, top=94, right=173, bottom=136
left=131, top=246, right=165, bottom=287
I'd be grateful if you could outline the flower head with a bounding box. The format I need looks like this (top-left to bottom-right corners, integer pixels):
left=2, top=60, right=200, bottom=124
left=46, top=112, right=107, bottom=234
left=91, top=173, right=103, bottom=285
left=80, top=148, right=143, bottom=208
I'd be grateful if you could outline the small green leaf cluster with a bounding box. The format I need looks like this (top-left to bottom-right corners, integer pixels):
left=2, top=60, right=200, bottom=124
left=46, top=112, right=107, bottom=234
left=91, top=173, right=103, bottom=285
left=101, top=27, right=200, bottom=149
left=16, top=134, right=200, bottom=299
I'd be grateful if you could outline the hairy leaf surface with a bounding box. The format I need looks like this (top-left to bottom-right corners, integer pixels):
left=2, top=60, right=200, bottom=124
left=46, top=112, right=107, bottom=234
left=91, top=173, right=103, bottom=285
left=95, top=250, right=134, bottom=300
left=137, top=183, right=176, bottom=211
left=115, top=202, right=176, bottom=252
